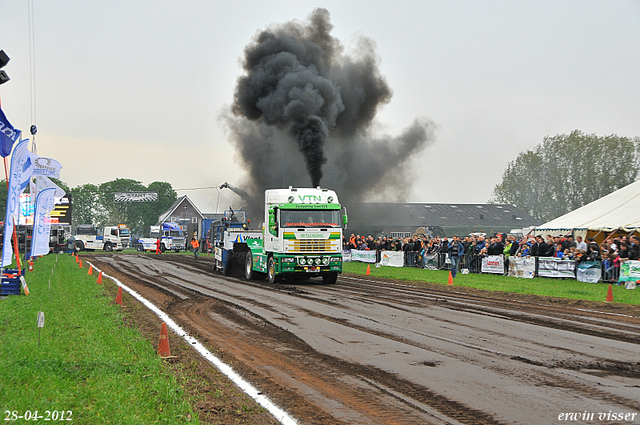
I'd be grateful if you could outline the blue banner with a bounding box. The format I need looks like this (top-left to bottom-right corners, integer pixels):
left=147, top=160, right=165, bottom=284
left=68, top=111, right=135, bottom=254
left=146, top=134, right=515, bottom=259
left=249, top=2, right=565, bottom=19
left=0, top=106, right=21, bottom=158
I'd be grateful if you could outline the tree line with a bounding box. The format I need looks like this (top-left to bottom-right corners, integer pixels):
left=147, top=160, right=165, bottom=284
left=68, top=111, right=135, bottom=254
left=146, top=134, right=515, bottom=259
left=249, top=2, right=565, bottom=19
left=491, top=130, right=640, bottom=222
left=0, top=178, right=177, bottom=237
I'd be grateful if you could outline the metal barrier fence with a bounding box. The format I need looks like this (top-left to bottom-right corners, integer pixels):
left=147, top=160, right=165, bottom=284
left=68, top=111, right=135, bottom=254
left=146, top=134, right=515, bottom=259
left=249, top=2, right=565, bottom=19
left=364, top=250, right=622, bottom=283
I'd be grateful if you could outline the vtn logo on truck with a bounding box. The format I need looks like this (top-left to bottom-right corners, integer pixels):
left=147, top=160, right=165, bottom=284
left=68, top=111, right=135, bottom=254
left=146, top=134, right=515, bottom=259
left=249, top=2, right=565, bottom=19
left=299, top=195, right=322, bottom=202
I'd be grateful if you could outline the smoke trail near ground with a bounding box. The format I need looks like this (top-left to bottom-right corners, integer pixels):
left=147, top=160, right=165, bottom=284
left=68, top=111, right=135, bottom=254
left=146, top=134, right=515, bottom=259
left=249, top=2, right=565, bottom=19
left=227, top=8, right=434, bottom=203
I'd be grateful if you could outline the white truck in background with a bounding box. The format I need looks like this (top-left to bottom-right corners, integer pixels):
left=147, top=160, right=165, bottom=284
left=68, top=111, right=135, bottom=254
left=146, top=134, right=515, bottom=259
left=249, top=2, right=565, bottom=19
left=136, top=222, right=186, bottom=252
left=69, top=224, right=124, bottom=252
left=112, top=224, right=131, bottom=249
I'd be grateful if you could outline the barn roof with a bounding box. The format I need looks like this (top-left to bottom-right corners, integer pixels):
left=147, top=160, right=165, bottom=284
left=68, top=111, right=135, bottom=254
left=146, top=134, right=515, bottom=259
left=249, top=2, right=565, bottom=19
left=350, top=202, right=540, bottom=230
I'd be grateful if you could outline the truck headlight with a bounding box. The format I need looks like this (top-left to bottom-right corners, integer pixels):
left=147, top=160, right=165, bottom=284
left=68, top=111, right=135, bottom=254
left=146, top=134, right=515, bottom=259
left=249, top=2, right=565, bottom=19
left=315, top=258, right=321, bottom=265
left=299, top=258, right=307, bottom=265
left=322, top=257, right=330, bottom=266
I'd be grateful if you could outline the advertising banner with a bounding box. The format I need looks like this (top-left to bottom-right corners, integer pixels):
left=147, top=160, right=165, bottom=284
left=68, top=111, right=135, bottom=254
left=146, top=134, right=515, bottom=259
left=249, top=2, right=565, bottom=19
left=19, top=193, right=35, bottom=225
left=30, top=188, right=56, bottom=257
left=31, top=156, right=62, bottom=179
left=619, top=260, right=640, bottom=283
left=50, top=194, right=72, bottom=225
left=538, top=257, right=576, bottom=278
left=351, top=249, right=377, bottom=263
left=423, top=253, right=439, bottom=270
left=342, top=250, right=352, bottom=262
left=507, top=257, right=536, bottom=278
left=114, top=192, right=158, bottom=202
left=3, top=139, right=32, bottom=267
left=0, top=105, right=21, bottom=157
left=576, top=261, right=602, bottom=283
left=481, top=255, right=504, bottom=274
left=377, top=250, right=404, bottom=267
left=20, top=193, right=72, bottom=225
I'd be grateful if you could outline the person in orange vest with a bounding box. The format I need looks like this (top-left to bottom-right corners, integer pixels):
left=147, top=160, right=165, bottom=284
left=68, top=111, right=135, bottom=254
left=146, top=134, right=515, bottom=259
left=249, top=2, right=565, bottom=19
left=155, top=238, right=162, bottom=254
left=191, top=237, right=200, bottom=259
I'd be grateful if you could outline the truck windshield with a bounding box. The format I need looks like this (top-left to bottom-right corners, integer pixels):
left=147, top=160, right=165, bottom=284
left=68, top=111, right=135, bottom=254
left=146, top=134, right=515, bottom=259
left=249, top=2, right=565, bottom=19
left=163, top=231, right=183, bottom=237
left=281, top=210, right=340, bottom=228
left=119, top=229, right=130, bottom=237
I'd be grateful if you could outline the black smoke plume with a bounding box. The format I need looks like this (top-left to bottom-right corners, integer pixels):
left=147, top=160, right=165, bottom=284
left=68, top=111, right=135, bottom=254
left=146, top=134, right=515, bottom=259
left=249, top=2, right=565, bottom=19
left=228, top=8, right=434, bottom=203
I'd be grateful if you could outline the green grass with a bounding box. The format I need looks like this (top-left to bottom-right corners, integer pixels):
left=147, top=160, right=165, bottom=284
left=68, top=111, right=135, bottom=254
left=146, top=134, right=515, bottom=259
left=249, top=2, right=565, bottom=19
left=0, top=254, right=199, bottom=424
left=343, top=262, right=640, bottom=305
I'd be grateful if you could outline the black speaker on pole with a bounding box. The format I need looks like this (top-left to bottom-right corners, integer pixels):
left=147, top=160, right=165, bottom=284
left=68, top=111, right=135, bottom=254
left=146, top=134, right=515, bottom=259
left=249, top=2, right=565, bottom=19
left=0, top=50, right=10, bottom=85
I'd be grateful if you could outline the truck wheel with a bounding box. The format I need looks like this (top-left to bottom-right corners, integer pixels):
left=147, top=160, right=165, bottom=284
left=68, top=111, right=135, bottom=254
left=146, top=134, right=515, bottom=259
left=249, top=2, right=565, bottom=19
left=74, top=241, right=84, bottom=252
left=267, top=257, right=279, bottom=284
left=104, top=243, right=113, bottom=252
left=245, top=252, right=256, bottom=280
left=160, top=244, right=166, bottom=253
left=322, top=272, right=338, bottom=284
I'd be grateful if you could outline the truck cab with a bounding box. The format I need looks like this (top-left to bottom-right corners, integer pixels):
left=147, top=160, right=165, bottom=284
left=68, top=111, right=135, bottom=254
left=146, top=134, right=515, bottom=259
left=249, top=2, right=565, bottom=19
left=137, top=222, right=186, bottom=252
left=103, top=225, right=131, bottom=249
left=246, top=187, right=347, bottom=284
left=69, top=224, right=124, bottom=252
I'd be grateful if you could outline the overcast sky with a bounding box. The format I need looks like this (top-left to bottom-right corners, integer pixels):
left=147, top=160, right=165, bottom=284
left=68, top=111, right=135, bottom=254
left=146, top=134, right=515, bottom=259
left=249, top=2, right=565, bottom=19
left=1, top=0, right=639, bottom=213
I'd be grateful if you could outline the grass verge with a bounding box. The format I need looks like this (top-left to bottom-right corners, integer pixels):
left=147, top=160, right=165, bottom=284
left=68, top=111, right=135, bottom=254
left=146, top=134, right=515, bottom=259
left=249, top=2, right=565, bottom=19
left=0, top=254, right=199, bottom=424
left=343, top=261, right=640, bottom=305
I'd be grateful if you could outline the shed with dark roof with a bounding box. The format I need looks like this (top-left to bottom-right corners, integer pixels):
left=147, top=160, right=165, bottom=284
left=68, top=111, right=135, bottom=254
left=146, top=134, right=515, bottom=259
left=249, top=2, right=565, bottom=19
left=347, top=203, right=540, bottom=237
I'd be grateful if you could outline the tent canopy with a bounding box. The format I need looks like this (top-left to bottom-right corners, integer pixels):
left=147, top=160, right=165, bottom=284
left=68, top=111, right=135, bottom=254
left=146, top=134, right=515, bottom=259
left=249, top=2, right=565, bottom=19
left=535, top=180, right=640, bottom=233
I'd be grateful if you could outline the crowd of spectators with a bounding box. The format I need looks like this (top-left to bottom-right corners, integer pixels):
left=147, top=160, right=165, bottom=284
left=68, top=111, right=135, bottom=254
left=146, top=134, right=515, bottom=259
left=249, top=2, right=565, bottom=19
left=343, top=232, right=639, bottom=282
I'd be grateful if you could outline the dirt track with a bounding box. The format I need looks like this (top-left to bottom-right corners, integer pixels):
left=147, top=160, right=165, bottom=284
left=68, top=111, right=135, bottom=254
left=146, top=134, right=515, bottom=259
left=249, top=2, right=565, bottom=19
left=85, top=253, right=640, bottom=425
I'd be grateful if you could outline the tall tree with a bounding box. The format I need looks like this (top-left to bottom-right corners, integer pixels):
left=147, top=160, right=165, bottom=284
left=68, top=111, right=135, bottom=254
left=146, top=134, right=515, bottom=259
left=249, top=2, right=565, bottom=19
left=70, top=183, right=108, bottom=228
left=98, top=178, right=147, bottom=232
left=491, top=130, right=640, bottom=221
left=97, top=178, right=177, bottom=236
left=136, top=181, right=177, bottom=237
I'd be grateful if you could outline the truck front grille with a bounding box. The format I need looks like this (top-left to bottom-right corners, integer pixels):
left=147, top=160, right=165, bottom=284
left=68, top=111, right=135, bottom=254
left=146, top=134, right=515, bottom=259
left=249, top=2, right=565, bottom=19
left=286, top=239, right=339, bottom=253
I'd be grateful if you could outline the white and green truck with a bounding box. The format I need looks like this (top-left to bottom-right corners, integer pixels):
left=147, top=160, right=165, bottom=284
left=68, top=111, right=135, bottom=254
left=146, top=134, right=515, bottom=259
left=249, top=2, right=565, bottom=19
left=244, top=187, right=347, bottom=284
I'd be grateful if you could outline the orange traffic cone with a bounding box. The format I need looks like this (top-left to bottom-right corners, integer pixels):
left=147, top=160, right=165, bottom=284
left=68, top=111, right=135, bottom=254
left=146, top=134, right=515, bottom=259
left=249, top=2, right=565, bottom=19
left=115, top=286, right=123, bottom=305
left=75, top=254, right=79, bottom=263
left=28, top=261, right=33, bottom=272
left=96, top=271, right=103, bottom=285
left=88, top=265, right=93, bottom=275
left=79, top=260, right=83, bottom=268
left=365, top=264, right=371, bottom=276
left=448, top=271, right=454, bottom=285
left=606, top=284, right=613, bottom=302
left=157, top=322, right=171, bottom=357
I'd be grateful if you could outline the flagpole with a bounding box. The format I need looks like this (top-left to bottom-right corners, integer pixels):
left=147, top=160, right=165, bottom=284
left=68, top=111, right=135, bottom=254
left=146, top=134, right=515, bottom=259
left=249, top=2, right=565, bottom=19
left=2, top=156, right=6, bottom=294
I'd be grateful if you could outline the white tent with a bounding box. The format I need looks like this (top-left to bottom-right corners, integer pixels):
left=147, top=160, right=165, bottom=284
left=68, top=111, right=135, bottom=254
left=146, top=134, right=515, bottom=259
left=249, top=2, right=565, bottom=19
left=535, top=180, right=640, bottom=235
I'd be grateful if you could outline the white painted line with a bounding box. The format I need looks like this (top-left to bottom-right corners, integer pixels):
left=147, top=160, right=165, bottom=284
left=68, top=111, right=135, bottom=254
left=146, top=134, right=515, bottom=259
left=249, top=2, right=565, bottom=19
left=87, top=262, right=297, bottom=425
